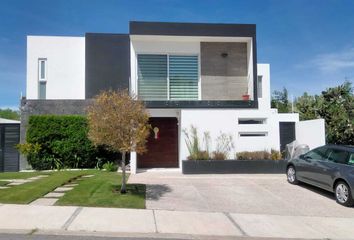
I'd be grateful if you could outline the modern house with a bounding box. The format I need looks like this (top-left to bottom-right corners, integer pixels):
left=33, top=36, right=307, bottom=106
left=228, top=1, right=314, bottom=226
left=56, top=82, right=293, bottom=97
left=22, top=21, right=325, bottom=173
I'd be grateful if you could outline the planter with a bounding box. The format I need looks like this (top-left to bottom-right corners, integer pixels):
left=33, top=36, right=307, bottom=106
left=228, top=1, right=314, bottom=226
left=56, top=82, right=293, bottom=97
left=182, top=159, right=287, bottom=174
left=242, top=94, right=250, bottom=101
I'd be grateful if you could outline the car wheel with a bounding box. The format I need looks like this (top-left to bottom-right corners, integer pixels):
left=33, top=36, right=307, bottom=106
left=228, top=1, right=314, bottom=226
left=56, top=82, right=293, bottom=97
left=335, top=181, right=354, bottom=207
left=287, top=165, right=298, bottom=184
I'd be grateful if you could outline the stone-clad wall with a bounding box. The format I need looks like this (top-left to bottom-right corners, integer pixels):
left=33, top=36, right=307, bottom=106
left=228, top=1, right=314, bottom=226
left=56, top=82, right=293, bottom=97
left=20, top=99, right=93, bottom=169
left=201, top=42, right=248, bottom=100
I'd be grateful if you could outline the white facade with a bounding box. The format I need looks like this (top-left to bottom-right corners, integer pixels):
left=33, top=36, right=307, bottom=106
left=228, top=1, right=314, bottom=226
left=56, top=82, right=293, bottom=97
left=26, top=34, right=326, bottom=174
left=26, top=36, right=85, bottom=100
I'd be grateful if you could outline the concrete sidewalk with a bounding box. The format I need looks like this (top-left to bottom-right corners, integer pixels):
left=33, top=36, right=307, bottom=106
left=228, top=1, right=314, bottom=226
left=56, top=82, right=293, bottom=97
left=0, top=204, right=354, bottom=239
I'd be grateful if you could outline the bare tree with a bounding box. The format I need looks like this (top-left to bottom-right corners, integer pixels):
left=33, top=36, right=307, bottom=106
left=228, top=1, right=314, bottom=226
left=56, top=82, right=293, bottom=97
left=87, top=90, right=150, bottom=193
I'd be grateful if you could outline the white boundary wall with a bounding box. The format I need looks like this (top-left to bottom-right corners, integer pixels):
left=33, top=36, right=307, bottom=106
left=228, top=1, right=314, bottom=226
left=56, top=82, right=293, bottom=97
left=296, top=119, right=326, bottom=150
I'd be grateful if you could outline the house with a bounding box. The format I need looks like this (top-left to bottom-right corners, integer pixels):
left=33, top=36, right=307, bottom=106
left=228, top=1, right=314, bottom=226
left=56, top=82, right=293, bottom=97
left=22, top=21, right=325, bottom=173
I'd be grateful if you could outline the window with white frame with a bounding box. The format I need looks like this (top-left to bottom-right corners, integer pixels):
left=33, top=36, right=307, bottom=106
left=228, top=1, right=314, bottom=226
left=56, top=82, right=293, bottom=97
left=137, top=54, right=199, bottom=101
left=38, top=58, right=47, bottom=99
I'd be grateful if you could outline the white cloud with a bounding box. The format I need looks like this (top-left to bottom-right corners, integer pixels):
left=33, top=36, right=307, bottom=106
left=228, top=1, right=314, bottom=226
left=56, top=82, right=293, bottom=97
left=310, top=48, right=354, bottom=72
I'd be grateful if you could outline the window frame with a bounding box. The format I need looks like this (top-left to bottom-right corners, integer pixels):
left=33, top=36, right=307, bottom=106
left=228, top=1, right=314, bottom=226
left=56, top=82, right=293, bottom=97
left=38, top=58, right=47, bottom=82
left=257, top=75, right=263, bottom=99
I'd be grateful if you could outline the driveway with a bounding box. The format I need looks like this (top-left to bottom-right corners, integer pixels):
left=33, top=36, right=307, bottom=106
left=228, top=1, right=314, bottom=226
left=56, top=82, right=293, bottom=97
left=128, top=171, right=354, bottom=217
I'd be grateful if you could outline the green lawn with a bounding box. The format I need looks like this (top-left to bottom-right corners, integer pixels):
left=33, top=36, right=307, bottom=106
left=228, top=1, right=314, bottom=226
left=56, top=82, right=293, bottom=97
left=0, top=170, right=95, bottom=204
left=0, top=171, right=51, bottom=180
left=56, top=171, right=146, bottom=209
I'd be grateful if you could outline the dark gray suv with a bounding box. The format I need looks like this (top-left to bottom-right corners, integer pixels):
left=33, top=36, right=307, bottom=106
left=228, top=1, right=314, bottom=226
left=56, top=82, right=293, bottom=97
left=286, top=144, right=354, bottom=207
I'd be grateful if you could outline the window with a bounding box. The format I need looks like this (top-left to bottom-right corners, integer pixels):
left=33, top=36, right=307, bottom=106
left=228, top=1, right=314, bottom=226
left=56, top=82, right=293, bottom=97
left=257, top=76, right=263, bottom=98
left=39, top=59, right=47, bottom=80
left=39, top=81, right=46, bottom=99
left=138, top=54, right=168, bottom=100
left=304, top=146, right=328, bottom=161
left=327, top=149, right=349, bottom=164
left=349, top=153, right=354, bottom=165
left=238, top=118, right=266, bottom=124
left=169, top=55, right=198, bottom=100
left=239, top=132, right=268, bottom=137
left=137, top=54, right=199, bottom=100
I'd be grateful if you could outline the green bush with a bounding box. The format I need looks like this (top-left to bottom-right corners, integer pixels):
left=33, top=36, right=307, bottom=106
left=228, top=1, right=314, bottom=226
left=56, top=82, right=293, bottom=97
left=24, top=115, right=116, bottom=170
left=102, top=162, right=118, bottom=172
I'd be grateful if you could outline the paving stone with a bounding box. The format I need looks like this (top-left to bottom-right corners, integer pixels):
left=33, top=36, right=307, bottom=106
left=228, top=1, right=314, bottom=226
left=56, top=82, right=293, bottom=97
left=30, top=198, right=58, bottom=206
left=0, top=186, right=10, bottom=189
left=54, top=187, right=73, bottom=192
left=7, top=182, right=24, bottom=186
left=37, top=175, right=49, bottom=178
left=82, top=175, right=94, bottom=178
left=63, top=183, right=78, bottom=187
left=44, top=192, right=65, bottom=198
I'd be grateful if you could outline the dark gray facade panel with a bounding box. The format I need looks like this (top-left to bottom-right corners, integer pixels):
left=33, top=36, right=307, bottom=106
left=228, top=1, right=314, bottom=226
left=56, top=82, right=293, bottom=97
left=85, top=33, right=130, bottom=98
left=130, top=21, right=256, bottom=37
left=0, top=124, right=20, bottom=172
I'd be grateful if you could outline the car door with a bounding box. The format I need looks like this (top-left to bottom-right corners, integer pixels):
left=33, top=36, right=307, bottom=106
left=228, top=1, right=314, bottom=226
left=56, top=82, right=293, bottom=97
left=299, top=146, right=329, bottom=186
left=317, top=148, right=350, bottom=190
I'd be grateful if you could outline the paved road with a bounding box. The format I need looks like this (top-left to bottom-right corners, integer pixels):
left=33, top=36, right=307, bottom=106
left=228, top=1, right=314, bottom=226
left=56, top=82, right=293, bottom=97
left=129, top=172, right=354, bottom=217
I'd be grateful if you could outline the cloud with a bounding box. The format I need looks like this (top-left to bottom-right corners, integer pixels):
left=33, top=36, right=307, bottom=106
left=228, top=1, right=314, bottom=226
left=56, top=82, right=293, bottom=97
left=309, top=48, right=354, bottom=72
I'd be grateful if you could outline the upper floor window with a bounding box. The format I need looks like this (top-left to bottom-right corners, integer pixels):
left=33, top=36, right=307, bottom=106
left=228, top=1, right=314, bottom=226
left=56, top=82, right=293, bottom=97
left=38, top=58, right=47, bottom=99
left=257, top=76, right=263, bottom=98
left=137, top=54, right=199, bottom=101
left=39, top=58, right=47, bottom=81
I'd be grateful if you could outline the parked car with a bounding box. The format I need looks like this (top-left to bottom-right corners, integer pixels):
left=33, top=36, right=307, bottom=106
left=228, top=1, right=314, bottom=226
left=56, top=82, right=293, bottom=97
left=286, top=144, right=354, bottom=207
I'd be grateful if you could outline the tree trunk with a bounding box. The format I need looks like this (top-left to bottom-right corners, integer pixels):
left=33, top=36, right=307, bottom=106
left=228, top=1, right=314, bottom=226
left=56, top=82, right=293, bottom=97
left=120, top=151, right=127, bottom=194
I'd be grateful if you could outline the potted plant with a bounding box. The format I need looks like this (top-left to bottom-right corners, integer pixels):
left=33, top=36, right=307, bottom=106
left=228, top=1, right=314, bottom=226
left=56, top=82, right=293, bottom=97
left=242, top=90, right=250, bottom=100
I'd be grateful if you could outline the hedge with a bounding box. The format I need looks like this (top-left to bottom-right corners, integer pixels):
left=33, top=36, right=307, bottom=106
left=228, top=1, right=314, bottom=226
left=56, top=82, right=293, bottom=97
left=26, top=115, right=119, bottom=170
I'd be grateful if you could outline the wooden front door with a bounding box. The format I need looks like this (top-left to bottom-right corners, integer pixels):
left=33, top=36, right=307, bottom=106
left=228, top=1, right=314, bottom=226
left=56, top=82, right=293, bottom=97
left=138, top=117, right=178, bottom=168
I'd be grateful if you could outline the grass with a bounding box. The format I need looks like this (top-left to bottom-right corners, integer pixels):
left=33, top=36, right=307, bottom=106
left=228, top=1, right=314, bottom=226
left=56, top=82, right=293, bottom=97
left=0, top=181, right=9, bottom=186
left=56, top=171, right=146, bottom=209
left=0, top=171, right=51, bottom=180
left=0, top=170, right=95, bottom=204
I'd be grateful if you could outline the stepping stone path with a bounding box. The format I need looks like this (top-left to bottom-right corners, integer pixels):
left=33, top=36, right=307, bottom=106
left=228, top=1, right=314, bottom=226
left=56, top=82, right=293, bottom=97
left=30, top=174, right=94, bottom=206
left=0, top=175, right=49, bottom=189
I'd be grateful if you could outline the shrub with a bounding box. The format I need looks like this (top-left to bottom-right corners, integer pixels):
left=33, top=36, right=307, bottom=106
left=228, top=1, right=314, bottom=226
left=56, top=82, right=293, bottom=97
left=102, top=162, right=118, bottom=172
left=22, top=115, right=114, bottom=170
left=271, top=149, right=282, bottom=160
left=236, top=150, right=283, bottom=160
left=213, top=132, right=234, bottom=160
left=211, top=151, right=227, bottom=160
left=183, top=126, right=211, bottom=160
left=236, top=151, right=271, bottom=160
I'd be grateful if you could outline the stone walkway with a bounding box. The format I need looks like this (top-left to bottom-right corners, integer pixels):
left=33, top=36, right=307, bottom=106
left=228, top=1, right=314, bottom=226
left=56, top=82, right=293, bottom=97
left=30, top=175, right=94, bottom=206
left=0, top=175, right=49, bottom=189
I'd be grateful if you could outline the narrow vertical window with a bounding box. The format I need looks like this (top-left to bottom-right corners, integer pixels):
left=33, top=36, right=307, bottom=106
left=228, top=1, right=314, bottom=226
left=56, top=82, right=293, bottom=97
left=38, top=58, right=47, bottom=99
left=39, top=59, right=47, bottom=80
left=257, top=76, right=263, bottom=98
left=39, top=81, right=46, bottom=99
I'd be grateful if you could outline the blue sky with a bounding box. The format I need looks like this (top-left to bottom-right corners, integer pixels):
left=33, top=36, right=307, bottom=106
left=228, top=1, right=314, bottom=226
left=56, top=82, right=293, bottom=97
left=1, top=0, right=353, bottom=109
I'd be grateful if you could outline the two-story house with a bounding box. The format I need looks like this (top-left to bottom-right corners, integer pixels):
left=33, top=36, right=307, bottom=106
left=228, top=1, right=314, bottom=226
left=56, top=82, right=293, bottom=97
left=22, top=21, right=325, bottom=173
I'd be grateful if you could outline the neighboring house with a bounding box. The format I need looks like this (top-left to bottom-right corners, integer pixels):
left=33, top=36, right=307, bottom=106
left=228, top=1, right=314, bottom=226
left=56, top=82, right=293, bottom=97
left=0, top=118, right=20, bottom=172
left=22, top=21, right=325, bottom=173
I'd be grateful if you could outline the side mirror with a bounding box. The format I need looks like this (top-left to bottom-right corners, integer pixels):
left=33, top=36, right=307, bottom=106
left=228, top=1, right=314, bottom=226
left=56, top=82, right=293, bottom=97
left=299, top=154, right=305, bottom=160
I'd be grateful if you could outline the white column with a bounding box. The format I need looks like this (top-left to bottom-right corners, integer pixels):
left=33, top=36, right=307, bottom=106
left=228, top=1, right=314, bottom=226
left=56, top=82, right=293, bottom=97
left=130, top=152, right=137, bottom=174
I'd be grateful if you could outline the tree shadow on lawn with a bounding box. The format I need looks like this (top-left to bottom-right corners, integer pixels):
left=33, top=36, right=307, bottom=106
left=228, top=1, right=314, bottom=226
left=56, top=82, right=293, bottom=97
left=146, top=184, right=172, bottom=200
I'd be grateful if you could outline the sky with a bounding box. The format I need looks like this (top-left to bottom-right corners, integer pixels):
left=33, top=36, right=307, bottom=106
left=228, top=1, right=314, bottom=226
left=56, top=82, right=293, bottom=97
left=0, top=0, right=353, bottom=109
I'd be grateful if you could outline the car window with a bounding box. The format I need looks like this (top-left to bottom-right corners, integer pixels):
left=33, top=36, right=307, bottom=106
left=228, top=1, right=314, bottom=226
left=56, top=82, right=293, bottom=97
left=304, top=146, right=328, bottom=160
left=348, top=153, right=354, bottom=165
left=327, top=149, right=349, bottom=164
